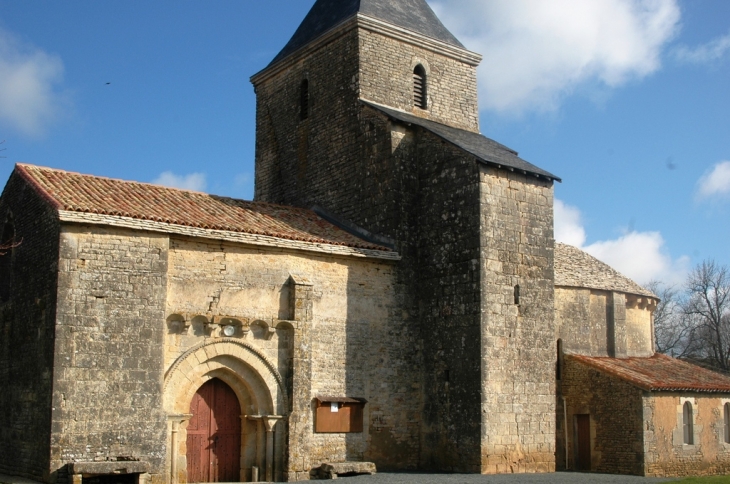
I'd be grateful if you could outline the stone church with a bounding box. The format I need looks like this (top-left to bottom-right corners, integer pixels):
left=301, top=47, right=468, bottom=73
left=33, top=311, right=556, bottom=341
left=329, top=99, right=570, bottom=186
left=2, top=0, right=730, bottom=482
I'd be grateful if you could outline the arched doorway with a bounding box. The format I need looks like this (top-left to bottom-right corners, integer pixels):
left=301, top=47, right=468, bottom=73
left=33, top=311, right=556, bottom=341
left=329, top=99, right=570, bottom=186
left=187, top=378, right=241, bottom=482
left=164, top=340, right=288, bottom=482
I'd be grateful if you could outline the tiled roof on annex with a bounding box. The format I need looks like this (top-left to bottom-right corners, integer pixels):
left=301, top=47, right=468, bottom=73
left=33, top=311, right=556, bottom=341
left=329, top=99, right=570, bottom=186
left=268, top=0, right=465, bottom=67
left=14, top=164, right=391, bottom=252
left=555, top=242, right=655, bottom=298
left=568, top=353, right=730, bottom=393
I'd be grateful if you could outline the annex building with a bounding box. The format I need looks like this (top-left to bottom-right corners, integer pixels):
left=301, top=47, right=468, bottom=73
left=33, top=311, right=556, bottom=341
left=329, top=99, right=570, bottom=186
left=2, top=0, right=730, bottom=482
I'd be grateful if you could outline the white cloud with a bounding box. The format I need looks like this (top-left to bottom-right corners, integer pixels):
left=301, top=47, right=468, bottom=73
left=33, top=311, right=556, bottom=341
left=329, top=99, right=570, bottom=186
left=554, top=199, right=688, bottom=285
left=583, top=232, right=689, bottom=286
left=429, top=0, right=680, bottom=113
left=554, top=199, right=586, bottom=247
left=696, top=161, right=730, bottom=200
left=0, top=28, right=67, bottom=136
left=152, top=171, right=207, bottom=192
left=675, top=32, right=730, bottom=64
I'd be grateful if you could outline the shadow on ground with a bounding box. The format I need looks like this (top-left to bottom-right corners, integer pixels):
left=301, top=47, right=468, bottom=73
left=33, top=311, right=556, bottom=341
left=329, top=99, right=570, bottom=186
left=336, top=471, right=679, bottom=483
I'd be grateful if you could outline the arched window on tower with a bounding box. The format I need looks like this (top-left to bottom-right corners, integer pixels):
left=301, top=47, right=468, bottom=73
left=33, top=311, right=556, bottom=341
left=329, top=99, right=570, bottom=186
left=300, top=79, right=310, bottom=120
left=413, top=64, right=427, bottom=110
left=683, top=401, right=694, bottom=445
left=0, top=218, right=15, bottom=302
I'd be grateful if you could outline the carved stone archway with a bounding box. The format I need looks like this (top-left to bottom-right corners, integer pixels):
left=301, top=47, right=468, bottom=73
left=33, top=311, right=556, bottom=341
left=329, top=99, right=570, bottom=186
left=163, top=339, right=288, bottom=483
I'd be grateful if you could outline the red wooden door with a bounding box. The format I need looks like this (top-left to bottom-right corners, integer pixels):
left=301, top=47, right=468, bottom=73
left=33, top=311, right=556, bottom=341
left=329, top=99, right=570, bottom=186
left=575, top=414, right=591, bottom=471
left=187, top=379, right=241, bottom=482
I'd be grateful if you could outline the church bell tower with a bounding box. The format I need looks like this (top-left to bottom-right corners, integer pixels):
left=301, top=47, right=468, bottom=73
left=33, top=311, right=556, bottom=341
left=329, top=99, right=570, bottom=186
left=251, top=0, right=559, bottom=475
left=251, top=0, right=482, bottom=212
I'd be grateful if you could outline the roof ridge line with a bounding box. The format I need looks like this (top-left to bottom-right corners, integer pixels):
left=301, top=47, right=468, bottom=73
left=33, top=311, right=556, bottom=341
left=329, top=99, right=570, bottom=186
left=21, top=163, right=211, bottom=196
left=15, top=163, right=327, bottom=214
left=15, top=164, right=62, bottom=211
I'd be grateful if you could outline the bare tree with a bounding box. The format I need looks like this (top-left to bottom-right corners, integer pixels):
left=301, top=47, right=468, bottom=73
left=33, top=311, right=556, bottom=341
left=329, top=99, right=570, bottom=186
left=0, top=238, right=20, bottom=256
left=0, top=139, right=5, bottom=158
left=0, top=217, right=20, bottom=256
left=682, top=260, right=730, bottom=371
left=648, top=281, right=695, bottom=357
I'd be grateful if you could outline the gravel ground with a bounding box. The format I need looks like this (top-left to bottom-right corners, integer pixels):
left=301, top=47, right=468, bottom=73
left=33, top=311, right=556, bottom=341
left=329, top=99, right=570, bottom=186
left=0, top=471, right=683, bottom=484
left=331, top=472, right=679, bottom=483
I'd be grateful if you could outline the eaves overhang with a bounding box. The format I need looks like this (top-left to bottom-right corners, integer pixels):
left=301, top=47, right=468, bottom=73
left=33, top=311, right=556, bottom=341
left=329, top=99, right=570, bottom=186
left=363, top=100, right=561, bottom=183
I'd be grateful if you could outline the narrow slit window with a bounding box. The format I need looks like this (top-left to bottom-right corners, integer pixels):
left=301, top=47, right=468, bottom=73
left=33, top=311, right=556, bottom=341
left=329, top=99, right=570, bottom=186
left=724, top=402, right=730, bottom=444
left=300, top=79, right=309, bottom=120
left=556, top=339, right=563, bottom=381
left=683, top=401, right=694, bottom=445
left=413, top=65, right=427, bottom=109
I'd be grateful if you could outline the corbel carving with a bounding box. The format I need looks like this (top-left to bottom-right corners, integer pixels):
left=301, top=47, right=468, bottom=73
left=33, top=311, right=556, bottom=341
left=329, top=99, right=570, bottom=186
left=250, top=320, right=276, bottom=340
left=166, top=314, right=190, bottom=335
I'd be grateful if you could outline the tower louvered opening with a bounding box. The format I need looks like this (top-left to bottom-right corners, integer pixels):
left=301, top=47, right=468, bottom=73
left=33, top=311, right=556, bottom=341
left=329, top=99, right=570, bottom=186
left=413, top=65, right=427, bottom=109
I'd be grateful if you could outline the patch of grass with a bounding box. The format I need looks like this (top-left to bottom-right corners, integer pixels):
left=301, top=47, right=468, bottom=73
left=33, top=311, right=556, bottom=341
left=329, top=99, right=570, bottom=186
left=676, top=476, right=730, bottom=483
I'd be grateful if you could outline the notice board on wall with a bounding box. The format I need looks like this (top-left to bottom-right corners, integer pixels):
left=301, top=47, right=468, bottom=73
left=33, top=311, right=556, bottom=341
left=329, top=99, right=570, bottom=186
left=314, top=396, right=367, bottom=433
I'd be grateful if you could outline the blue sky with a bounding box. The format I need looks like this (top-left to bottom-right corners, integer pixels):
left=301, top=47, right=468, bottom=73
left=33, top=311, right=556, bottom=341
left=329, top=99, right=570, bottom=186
left=0, top=0, right=728, bottom=286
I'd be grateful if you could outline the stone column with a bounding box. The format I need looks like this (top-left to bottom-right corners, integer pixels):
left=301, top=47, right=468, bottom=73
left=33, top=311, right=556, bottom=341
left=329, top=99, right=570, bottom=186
left=288, top=275, right=314, bottom=480
left=168, top=414, right=192, bottom=484
left=244, top=415, right=265, bottom=480
left=607, top=292, right=627, bottom=358
left=263, top=416, right=283, bottom=482
left=239, top=415, right=247, bottom=482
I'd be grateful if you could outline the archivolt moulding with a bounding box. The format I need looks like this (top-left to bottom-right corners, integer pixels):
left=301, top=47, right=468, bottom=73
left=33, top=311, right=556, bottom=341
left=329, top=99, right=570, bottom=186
left=163, top=338, right=288, bottom=416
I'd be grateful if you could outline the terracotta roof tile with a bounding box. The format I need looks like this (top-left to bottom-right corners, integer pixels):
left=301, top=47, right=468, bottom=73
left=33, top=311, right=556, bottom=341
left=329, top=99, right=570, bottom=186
left=14, top=164, right=391, bottom=251
left=568, top=353, right=730, bottom=393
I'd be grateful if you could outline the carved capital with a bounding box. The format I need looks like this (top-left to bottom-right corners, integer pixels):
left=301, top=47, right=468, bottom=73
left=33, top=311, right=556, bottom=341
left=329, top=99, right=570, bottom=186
left=263, top=415, right=283, bottom=432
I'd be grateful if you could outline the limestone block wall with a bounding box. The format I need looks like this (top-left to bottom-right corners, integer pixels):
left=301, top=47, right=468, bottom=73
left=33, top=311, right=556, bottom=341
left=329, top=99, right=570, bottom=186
left=358, top=29, right=480, bottom=132
left=163, top=237, right=418, bottom=480
left=256, top=67, right=429, bottom=468
left=644, top=394, right=730, bottom=477
left=556, top=288, right=654, bottom=357
left=254, top=34, right=423, bottom=258
left=254, top=21, right=557, bottom=474
left=0, top=173, right=61, bottom=482
left=555, top=288, right=608, bottom=356
left=558, top=356, right=644, bottom=475
left=51, top=225, right=169, bottom=483
left=413, top=133, right=482, bottom=472
left=253, top=29, right=361, bottom=208
left=479, top=166, right=556, bottom=473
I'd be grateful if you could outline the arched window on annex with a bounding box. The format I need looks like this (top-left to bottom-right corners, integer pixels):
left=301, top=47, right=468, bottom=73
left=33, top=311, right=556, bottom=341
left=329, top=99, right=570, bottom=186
left=683, top=400, right=694, bottom=445
left=413, top=64, right=427, bottom=110
left=300, top=79, right=310, bottom=121
left=0, top=217, right=16, bottom=302
left=724, top=402, right=730, bottom=444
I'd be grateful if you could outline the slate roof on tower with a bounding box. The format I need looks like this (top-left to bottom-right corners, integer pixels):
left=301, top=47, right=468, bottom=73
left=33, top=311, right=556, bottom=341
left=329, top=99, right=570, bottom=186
left=364, top=101, right=561, bottom=182
left=269, top=0, right=465, bottom=67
